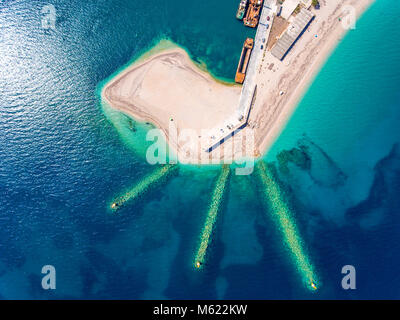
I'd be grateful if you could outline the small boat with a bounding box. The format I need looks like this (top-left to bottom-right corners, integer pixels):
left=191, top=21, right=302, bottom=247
left=236, top=0, right=248, bottom=20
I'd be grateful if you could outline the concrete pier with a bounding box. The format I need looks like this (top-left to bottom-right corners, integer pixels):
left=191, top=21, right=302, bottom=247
left=205, top=0, right=277, bottom=153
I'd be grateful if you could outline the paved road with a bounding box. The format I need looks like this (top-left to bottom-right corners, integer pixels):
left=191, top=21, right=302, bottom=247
left=237, top=0, right=276, bottom=119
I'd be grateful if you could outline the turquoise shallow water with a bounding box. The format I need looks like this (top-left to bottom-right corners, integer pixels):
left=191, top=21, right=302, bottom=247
left=0, top=0, right=400, bottom=299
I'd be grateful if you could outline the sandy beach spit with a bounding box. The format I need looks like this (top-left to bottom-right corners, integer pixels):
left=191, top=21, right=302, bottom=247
left=102, top=0, right=374, bottom=164
left=102, top=49, right=242, bottom=163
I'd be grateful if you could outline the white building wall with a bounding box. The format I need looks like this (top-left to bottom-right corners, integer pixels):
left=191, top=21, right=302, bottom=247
left=281, top=0, right=300, bottom=20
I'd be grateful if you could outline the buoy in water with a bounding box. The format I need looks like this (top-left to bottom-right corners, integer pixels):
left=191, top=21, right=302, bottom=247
left=311, top=282, right=318, bottom=290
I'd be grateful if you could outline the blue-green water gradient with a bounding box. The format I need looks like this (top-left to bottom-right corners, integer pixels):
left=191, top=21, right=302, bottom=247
left=0, top=0, right=399, bottom=299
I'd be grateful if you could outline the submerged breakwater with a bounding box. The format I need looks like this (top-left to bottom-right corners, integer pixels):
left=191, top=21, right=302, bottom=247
left=256, top=161, right=319, bottom=291
left=110, top=165, right=177, bottom=211
left=194, top=165, right=231, bottom=269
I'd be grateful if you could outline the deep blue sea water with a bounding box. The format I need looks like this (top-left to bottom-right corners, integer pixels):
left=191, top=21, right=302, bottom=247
left=0, top=0, right=399, bottom=299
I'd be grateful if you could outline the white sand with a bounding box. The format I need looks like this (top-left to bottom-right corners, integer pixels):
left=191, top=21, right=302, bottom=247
left=102, top=49, right=241, bottom=162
